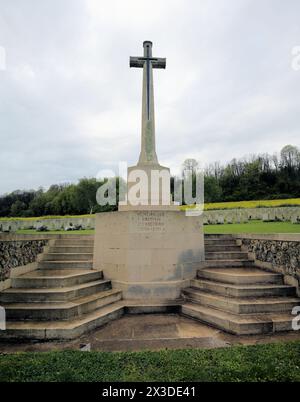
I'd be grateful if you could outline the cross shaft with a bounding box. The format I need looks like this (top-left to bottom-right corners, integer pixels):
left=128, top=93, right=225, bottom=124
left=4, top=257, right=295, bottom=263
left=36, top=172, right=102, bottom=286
left=129, top=41, right=166, bottom=165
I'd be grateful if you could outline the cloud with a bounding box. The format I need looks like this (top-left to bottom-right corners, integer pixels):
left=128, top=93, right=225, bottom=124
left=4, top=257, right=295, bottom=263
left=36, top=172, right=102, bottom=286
left=0, top=0, right=300, bottom=194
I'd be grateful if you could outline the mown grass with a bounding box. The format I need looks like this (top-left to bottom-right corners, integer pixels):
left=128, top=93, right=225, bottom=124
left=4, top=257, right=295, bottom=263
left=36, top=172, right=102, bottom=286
left=0, top=342, right=299, bottom=382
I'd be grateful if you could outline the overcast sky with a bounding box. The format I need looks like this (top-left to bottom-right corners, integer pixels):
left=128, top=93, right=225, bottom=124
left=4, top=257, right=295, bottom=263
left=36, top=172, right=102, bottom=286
left=0, top=0, right=300, bottom=194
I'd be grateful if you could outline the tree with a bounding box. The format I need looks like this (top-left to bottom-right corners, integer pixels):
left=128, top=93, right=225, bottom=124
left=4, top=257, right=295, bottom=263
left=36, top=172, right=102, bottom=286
left=182, top=159, right=199, bottom=178
left=10, top=200, right=27, bottom=217
left=72, top=178, right=99, bottom=214
left=280, top=145, right=300, bottom=169
left=204, top=176, right=222, bottom=202
left=1, top=144, right=300, bottom=217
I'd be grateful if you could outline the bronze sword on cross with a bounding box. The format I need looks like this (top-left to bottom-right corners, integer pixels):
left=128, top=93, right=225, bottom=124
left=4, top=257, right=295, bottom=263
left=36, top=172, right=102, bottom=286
left=129, top=41, right=166, bottom=164
left=130, top=41, right=166, bottom=121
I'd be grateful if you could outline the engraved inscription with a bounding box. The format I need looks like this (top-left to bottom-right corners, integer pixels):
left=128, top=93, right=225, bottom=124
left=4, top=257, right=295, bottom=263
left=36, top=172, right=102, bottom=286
left=136, top=211, right=166, bottom=232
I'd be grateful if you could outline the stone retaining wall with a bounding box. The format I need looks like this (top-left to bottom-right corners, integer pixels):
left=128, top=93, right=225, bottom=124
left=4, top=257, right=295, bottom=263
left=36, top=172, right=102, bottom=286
left=0, top=239, right=48, bottom=282
left=236, top=234, right=300, bottom=294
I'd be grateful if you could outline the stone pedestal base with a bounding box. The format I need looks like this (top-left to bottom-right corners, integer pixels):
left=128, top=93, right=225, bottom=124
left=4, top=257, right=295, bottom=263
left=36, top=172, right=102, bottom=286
left=93, top=210, right=204, bottom=300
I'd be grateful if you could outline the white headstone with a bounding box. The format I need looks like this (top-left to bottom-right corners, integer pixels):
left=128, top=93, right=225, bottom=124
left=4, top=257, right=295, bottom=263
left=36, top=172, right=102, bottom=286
left=0, top=306, right=6, bottom=331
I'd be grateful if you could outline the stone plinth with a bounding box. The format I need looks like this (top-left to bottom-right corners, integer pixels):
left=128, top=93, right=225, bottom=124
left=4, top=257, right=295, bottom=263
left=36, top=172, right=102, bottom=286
left=118, top=163, right=176, bottom=210
left=93, top=210, right=204, bottom=300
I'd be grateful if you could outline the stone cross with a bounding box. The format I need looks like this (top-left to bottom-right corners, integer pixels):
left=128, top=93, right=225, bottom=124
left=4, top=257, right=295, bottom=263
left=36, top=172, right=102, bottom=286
left=130, top=41, right=166, bottom=165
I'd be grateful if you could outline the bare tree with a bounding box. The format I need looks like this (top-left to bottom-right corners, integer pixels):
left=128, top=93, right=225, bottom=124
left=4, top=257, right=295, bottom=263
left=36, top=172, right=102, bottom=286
left=280, top=145, right=300, bottom=168
left=182, top=159, right=199, bottom=178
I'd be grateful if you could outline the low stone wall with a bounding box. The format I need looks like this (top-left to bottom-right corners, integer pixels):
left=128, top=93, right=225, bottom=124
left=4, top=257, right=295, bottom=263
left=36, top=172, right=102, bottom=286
left=236, top=234, right=300, bottom=294
left=0, top=239, right=48, bottom=282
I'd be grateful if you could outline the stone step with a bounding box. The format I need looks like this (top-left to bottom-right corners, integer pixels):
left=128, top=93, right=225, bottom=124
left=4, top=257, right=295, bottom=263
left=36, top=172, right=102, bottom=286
left=38, top=260, right=93, bottom=270
left=53, top=236, right=94, bottom=239
left=182, top=288, right=299, bottom=314
left=124, top=299, right=183, bottom=314
left=203, top=259, right=254, bottom=268
left=11, top=269, right=103, bottom=289
left=197, top=268, right=283, bottom=285
left=181, top=303, right=294, bottom=335
left=54, top=239, right=94, bottom=246
left=0, top=302, right=124, bottom=340
left=0, top=280, right=111, bottom=303
left=204, top=235, right=234, bottom=240
left=4, top=289, right=122, bottom=321
left=205, top=245, right=241, bottom=252
left=205, top=239, right=237, bottom=246
left=205, top=251, right=248, bottom=260
left=190, top=278, right=296, bottom=298
left=43, top=253, right=94, bottom=261
left=49, top=246, right=94, bottom=253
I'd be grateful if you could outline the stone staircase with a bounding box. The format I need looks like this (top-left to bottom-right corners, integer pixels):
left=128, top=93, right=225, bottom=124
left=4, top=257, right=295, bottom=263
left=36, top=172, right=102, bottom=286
left=0, top=236, right=123, bottom=340
left=1, top=233, right=299, bottom=341
left=181, top=234, right=300, bottom=335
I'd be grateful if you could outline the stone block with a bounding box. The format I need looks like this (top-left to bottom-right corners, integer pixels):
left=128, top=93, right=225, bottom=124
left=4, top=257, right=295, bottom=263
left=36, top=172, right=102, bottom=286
left=93, top=210, right=204, bottom=300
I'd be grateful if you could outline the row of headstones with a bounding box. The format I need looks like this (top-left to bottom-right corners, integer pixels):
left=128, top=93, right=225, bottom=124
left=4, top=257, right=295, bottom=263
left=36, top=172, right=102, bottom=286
left=203, top=211, right=249, bottom=225
left=253, top=207, right=300, bottom=223
left=1, top=206, right=300, bottom=232
left=203, top=207, right=300, bottom=225
left=0, top=217, right=96, bottom=232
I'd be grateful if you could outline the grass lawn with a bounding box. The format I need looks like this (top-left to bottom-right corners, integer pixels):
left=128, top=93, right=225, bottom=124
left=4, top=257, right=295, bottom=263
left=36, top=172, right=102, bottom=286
left=204, top=220, right=300, bottom=234
left=0, top=342, right=299, bottom=382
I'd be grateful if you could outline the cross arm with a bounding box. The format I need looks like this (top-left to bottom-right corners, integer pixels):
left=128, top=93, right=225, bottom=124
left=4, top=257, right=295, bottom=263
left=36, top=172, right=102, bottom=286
left=151, top=58, right=166, bottom=69
left=129, top=56, right=166, bottom=69
left=129, top=57, right=144, bottom=68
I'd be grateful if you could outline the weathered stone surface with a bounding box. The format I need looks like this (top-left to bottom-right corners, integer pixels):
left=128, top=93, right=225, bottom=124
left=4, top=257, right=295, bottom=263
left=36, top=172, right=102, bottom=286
left=182, top=234, right=300, bottom=335
left=0, top=240, right=47, bottom=281
left=93, top=210, right=204, bottom=300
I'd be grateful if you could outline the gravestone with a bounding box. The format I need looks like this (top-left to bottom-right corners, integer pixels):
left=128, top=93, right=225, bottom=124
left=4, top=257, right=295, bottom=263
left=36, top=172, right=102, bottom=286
left=240, top=211, right=248, bottom=223
left=262, top=213, right=269, bottom=222
left=217, top=215, right=224, bottom=224
left=0, top=306, right=5, bottom=331
left=203, top=216, right=208, bottom=225
left=207, top=212, right=216, bottom=224
left=93, top=41, right=204, bottom=300
left=226, top=214, right=233, bottom=224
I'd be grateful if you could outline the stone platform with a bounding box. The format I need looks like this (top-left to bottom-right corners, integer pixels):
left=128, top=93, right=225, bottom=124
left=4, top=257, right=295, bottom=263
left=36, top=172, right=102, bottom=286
left=93, top=210, right=204, bottom=300
left=1, top=234, right=300, bottom=341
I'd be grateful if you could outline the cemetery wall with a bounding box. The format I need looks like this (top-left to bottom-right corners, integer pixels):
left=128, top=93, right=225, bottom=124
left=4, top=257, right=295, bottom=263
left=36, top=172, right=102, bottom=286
left=236, top=234, right=300, bottom=295
left=0, top=238, right=48, bottom=291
